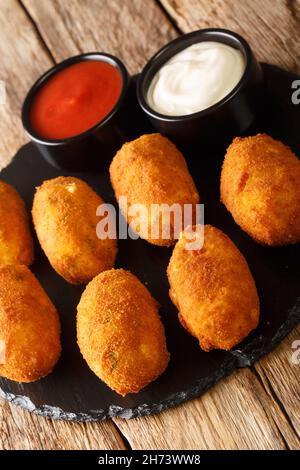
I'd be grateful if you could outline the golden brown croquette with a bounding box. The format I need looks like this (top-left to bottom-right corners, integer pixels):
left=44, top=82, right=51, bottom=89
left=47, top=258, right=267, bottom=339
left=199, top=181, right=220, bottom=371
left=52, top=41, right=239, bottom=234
left=32, top=176, right=117, bottom=284
left=221, top=134, right=300, bottom=246
left=110, top=133, right=200, bottom=246
left=0, top=181, right=33, bottom=266
left=77, top=269, right=170, bottom=396
left=167, top=225, right=259, bottom=352
left=0, top=265, right=61, bottom=382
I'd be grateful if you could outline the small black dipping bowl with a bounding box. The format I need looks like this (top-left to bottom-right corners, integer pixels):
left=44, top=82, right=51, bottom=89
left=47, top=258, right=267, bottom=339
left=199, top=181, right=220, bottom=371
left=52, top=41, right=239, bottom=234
left=22, top=52, right=129, bottom=171
left=137, top=29, right=264, bottom=147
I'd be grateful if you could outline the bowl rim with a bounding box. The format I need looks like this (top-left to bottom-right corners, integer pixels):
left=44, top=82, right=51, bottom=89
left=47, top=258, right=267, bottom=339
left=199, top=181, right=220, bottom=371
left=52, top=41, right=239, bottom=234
left=21, top=52, right=130, bottom=145
left=137, top=28, right=256, bottom=122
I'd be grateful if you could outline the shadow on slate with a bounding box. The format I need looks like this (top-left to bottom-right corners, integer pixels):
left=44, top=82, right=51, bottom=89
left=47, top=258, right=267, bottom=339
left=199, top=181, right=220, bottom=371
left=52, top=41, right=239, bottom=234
left=0, top=64, right=299, bottom=420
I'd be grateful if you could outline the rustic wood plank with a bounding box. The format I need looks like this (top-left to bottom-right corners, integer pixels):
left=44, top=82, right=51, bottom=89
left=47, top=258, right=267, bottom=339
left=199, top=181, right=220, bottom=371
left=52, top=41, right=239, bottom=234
left=0, top=398, right=126, bottom=450
left=255, top=325, right=300, bottom=443
left=0, top=0, right=178, bottom=451
left=114, top=368, right=292, bottom=450
left=0, top=0, right=53, bottom=169
left=0, top=0, right=127, bottom=450
left=20, top=0, right=295, bottom=451
left=160, top=0, right=300, bottom=73
left=160, top=0, right=300, bottom=449
left=21, top=0, right=177, bottom=74
left=1, top=0, right=299, bottom=451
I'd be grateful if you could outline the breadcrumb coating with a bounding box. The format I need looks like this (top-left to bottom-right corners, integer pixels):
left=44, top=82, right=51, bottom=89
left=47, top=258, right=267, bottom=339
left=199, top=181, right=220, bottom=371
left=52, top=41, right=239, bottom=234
left=0, top=181, right=33, bottom=266
left=32, top=176, right=117, bottom=284
left=77, top=269, right=170, bottom=396
left=0, top=265, right=61, bottom=382
left=167, top=225, right=259, bottom=351
left=221, top=134, right=300, bottom=245
left=110, top=133, right=200, bottom=246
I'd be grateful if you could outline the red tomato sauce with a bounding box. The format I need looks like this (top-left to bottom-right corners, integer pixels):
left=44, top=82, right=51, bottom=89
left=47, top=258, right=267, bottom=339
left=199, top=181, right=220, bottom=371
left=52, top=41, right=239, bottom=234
left=30, top=60, right=123, bottom=140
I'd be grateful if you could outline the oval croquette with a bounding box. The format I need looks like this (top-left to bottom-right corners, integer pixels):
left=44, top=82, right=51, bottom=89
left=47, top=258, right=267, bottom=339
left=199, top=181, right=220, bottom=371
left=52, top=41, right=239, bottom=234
left=77, top=269, right=170, bottom=396
left=167, top=225, right=259, bottom=351
left=0, top=181, right=33, bottom=266
left=0, top=265, right=61, bottom=382
left=110, top=133, right=200, bottom=246
left=32, top=176, right=117, bottom=284
left=221, top=134, right=300, bottom=245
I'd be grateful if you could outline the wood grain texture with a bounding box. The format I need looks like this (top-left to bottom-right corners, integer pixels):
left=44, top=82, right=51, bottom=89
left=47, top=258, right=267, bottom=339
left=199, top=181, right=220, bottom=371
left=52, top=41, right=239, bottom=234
left=160, top=0, right=300, bottom=73
left=0, top=399, right=125, bottom=450
left=21, top=0, right=177, bottom=73
left=0, top=0, right=299, bottom=451
left=114, top=368, right=290, bottom=450
left=255, top=325, right=300, bottom=445
left=0, top=0, right=53, bottom=169
left=159, top=0, right=300, bottom=449
left=0, top=0, right=132, bottom=450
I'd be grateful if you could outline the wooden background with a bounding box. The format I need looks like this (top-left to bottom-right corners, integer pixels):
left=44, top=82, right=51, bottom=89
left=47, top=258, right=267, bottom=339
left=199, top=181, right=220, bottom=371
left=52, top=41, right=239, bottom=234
left=0, top=0, right=300, bottom=450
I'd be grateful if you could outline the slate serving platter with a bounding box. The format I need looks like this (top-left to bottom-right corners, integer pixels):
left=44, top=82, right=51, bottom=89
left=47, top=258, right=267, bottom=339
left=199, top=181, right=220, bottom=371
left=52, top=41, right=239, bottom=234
left=0, top=63, right=299, bottom=421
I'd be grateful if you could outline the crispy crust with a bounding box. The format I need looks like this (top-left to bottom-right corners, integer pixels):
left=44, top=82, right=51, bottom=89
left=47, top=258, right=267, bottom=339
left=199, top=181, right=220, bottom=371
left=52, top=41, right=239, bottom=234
left=221, top=134, right=300, bottom=246
left=167, top=225, right=260, bottom=351
left=0, top=181, right=34, bottom=266
left=109, top=133, right=200, bottom=246
left=77, top=269, right=170, bottom=396
left=0, top=265, right=61, bottom=382
left=32, top=176, right=117, bottom=284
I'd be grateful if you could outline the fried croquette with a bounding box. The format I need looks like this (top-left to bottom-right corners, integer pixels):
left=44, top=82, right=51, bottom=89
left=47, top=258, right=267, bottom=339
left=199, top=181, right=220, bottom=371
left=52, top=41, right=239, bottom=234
left=77, top=269, right=170, bottom=396
left=167, top=225, right=259, bottom=351
left=109, top=133, right=200, bottom=246
left=0, top=265, right=61, bottom=382
left=32, top=176, right=117, bottom=284
left=0, top=181, right=33, bottom=265
left=221, top=134, right=300, bottom=245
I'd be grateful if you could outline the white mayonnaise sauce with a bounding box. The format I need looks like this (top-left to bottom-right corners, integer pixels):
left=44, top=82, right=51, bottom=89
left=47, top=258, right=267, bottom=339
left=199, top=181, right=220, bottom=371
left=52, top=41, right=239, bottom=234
left=147, top=41, right=246, bottom=116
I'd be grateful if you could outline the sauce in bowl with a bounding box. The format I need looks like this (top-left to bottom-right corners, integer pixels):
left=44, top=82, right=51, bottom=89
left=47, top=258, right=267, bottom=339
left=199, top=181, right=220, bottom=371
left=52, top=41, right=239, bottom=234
left=147, top=41, right=245, bottom=116
left=30, top=60, right=123, bottom=140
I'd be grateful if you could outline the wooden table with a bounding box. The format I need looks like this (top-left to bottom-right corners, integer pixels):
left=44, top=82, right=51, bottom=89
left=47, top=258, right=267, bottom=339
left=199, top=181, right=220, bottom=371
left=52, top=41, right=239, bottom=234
left=0, top=0, right=300, bottom=450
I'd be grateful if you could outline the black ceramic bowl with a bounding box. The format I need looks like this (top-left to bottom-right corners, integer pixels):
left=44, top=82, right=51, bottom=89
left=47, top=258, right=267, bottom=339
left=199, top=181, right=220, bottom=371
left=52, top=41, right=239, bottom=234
left=22, top=52, right=129, bottom=171
left=137, top=29, right=264, bottom=147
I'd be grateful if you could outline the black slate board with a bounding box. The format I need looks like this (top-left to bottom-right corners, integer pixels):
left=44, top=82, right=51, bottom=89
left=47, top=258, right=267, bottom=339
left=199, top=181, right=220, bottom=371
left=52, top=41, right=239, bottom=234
left=0, top=63, right=299, bottom=421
